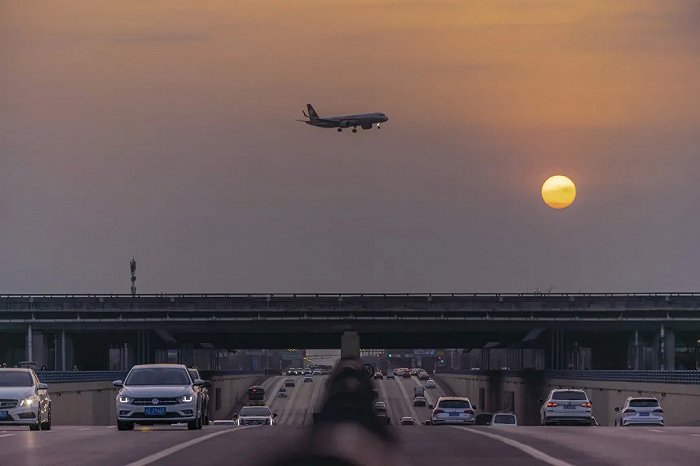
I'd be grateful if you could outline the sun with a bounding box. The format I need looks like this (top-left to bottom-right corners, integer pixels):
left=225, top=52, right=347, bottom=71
left=541, top=175, right=576, bottom=209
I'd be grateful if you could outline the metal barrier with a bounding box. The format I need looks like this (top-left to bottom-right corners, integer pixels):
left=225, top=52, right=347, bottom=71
left=436, top=368, right=700, bottom=384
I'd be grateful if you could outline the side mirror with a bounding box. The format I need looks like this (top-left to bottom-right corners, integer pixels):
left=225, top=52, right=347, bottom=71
left=272, top=413, right=278, bottom=418
left=423, top=420, right=431, bottom=425
left=428, top=404, right=434, bottom=410
left=233, top=414, right=239, bottom=419
left=36, top=383, right=48, bottom=391
left=193, top=378, right=206, bottom=387
left=614, top=407, right=620, bottom=412
left=471, top=404, right=478, bottom=411
left=113, top=380, right=124, bottom=388
left=203, top=380, right=212, bottom=388
left=538, top=399, right=544, bottom=404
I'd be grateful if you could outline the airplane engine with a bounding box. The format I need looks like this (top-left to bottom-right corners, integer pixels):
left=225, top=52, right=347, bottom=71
left=361, top=123, right=373, bottom=130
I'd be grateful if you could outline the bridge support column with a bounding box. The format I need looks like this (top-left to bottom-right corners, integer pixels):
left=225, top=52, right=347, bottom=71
left=26, top=325, right=33, bottom=362
left=661, top=326, right=675, bottom=370
left=341, top=331, right=360, bottom=359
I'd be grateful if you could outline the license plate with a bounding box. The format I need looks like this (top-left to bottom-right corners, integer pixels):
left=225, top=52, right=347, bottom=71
left=640, top=412, right=649, bottom=417
left=0, top=410, right=7, bottom=419
left=144, top=407, right=166, bottom=416
left=449, top=412, right=459, bottom=417
left=564, top=405, right=575, bottom=409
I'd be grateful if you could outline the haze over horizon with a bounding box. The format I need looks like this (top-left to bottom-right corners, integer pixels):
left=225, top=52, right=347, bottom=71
left=2, top=0, right=699, bottom=293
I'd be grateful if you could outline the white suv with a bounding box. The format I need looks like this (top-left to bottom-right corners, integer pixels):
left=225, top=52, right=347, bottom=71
left=540, top=389, right=593, bottom=426
left=429, top=397, right=476, bottom=425
left=615, top=397, right=664, bottom=427
left=0, top=368, right=52, bottom=431
left=114, top=364, right=208, bottom=431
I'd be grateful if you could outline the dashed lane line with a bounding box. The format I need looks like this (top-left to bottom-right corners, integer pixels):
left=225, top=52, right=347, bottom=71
left=394, top=377, right=422, bottom=422
left=649, top=429, right=666, bottom=433
left=0, top=433, right=16, bottom=438
left=79, top=427, right=91, bottom=431
left=452, top=426, right=575, bottom=466
left=124, top=426, right=255, bottom=466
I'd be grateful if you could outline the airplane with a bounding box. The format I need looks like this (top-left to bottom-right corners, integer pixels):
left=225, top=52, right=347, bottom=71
left=297, top=104, right=388, bottom=133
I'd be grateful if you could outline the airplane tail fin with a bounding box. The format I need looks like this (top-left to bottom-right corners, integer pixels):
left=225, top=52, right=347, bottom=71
left=306, top=104, right=320, bottom=120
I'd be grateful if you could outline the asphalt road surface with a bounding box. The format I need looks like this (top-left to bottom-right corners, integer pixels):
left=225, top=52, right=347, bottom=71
left=2, top=375, right=699, bottom=466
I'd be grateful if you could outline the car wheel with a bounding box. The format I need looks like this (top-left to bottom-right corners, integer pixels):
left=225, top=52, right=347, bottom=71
left=188, top=417, right=199, bottom=430
left=41, top=408, right=52, bottom=431
left=117, top=421, right=134, bottom=431
left=29, top=423, right=40, bottom=431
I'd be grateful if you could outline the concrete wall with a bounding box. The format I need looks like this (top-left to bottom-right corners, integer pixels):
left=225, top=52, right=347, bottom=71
left=47, top=374, right=265, bottom=425
left=438, top=373, right=700, bottom=426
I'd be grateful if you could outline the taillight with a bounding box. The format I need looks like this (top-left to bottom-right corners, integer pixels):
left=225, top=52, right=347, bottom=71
left=546, top=402, right=558, bottom=408
left=463, top=409, right=474, bottom=415
left=653, top=409, right=664, bottom=413
left=580, top=402, right=592, bottom=408
left=434, top=409, right=445, bottom=414
left=622, top=408, right=636, bottom=414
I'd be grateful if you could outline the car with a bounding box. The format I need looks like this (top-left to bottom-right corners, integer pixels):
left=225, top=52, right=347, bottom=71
left=386, top=373, right=395, bottom=380
left=429, top=397, right=475, bottom=425
left=0, top=368, right=52, bottom=431
left=400, top=416, right=416, bottom=425
left=425, top=379, right=436, bottom=389
left=615, top=397, right=664, bottom=427
left=234, top=405, right=277, bottom=426
left=373, top=372, right=384, bottom=380
left=247, top=385, right=266, bottom=405
left=303, top=375, right=313, bottom=383
left=491, top=412, right=517, bottom=427
left=401, top=372, right=411, bottom=379
left=413, top=396, right=427, bottom=407
left=373, top=405, right=391, bottom=425
left=286, top=369, right=296, bottom=376
left=540, top=389, right=593, bottom=426
left=188, top=367, right=211, bottom=425
left=114, top=363, right=209, bottom=431
left=284, top=378, right=296, bottom=388
left=303, top=369, right=312, bottom=376
left=373, top=401, right=387, bottom=410
left=418, top=372, right=430, bottom=381
left=278, top=387, right=288, bottom=398
left=474, top=412, right=493, bottom=426
left=312, top=370, right=321, bottom=376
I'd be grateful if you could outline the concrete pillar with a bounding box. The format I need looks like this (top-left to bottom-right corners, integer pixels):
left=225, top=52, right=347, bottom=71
left=664, top=327, right=675, bottom=370
left=61, top=331, right=66, bottom=371
left=341, top=331, right=360, bottom=359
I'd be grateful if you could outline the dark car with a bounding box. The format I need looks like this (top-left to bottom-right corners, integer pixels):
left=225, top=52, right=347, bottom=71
left=284, top=378, right=296, bottom=387
left=373, top=406, right=391, bottom=425
left=188, top=368, right=211, bottom=425
left=474, top=412, right=493, bottom=426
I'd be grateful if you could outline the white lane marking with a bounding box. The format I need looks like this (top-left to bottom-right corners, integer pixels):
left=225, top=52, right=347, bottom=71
left=125, top=426, right=254, bottom=466
left=303, top=376, right=325, bottom=426
left=0, top=433, right=16, bottom=438
left=394, top=376, right=422, bottom=422
left=106, top=425, right=116, bottom=429
left=278, top=378, right=303, bottom=425
left=79, top=427, right=91, bottom=431
left=649, top=429, right=666, bottom=433
left=452, top=426, right=574, bottom=466
left=691, top=434, right=700, bottom=437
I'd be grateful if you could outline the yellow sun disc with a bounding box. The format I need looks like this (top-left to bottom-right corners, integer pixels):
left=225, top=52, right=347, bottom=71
left=541, top=175, right=576, bottom=209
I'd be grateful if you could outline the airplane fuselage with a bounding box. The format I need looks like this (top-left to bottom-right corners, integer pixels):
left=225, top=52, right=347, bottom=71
left=300, top=105, right=388, bottom=132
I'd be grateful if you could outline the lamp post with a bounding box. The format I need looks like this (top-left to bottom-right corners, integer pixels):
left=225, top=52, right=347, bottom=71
left=130, top=257, right=136, bottom=297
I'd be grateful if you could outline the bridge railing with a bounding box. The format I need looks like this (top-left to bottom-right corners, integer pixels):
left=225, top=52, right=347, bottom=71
left=436, top=368, right=700, bottom=384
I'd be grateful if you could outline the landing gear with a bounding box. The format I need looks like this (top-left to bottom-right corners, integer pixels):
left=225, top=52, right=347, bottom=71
left=377, top=124, right=381, bottom=129
left=352, top=127, right=357, bottom=133
left=337, top=128, right=342, bottom=132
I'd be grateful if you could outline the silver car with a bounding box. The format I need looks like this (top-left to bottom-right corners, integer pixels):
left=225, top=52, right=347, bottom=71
left=540, top=389, right=593, bottom=426
left=615, top=397, right=664, bottom=427
left=114, top=364, right=208, bottom=431
left=429, top=397, right=475, bottom=425
left=234, top=405, right=277, bottom=426
left=0, top=368, right=52, bottom=431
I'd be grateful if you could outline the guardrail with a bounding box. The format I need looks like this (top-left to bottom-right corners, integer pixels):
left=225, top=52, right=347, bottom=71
left=436, top=368, right=700, bottom=384
left=36, top=370, right=263, bottom=384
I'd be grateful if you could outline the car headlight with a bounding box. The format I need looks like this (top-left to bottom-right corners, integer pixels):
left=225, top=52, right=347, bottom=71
left=19, top=396, right=39, bottom=407
left=180, top=395, right=194, bottom=403
left=118, top=396, right=131, bottom=404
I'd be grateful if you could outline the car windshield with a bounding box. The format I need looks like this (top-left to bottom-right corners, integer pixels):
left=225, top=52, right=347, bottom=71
left=494, top=414, right=516, bottom=424
left=628, top=399, right=659, bottom=408
left=0, top=371, right=33, bottom=387
left=437, top=400, right=470, bottom=409
left=240, top=407, right=271, bottom=417
left=125, top=368, right=191, bottom=386
left=551, top=391, right=587, bottom=401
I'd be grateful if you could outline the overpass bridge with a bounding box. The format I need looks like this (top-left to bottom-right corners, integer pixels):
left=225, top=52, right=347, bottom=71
left=1, top=293, right=698, bottom=371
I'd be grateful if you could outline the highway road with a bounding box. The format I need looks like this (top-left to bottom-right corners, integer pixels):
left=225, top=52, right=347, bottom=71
left=2, top=375, right=700, bottom=465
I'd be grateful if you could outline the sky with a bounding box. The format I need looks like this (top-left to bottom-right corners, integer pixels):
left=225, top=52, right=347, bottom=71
left=1, top=0, right=699, bottom=293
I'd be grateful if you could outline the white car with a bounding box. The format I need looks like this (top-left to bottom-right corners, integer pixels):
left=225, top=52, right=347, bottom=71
left=540, top=389, right=593, bottom=426
left=234, top=405, right=277, bottom=426
left=425, top=379, right=436, bottom=389
left=0, top=368, right=52, bottom=431
left=615, top=397, right=664, bottom=427
left=491, top=412, right=517, bottom=427
left=114, top=364, right=208, bottom=431
left=429, top=397, right=475, bottom=425
left=303, top=375, right=313, bottom=383
left=312, top=370, right=321, bottom=376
